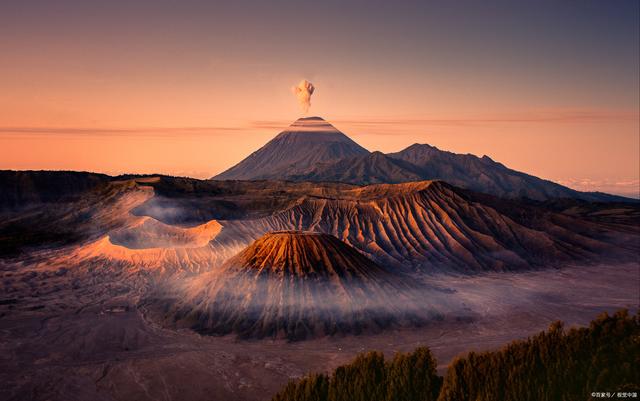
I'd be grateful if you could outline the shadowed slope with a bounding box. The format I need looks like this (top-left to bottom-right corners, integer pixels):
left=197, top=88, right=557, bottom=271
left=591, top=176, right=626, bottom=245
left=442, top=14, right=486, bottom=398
left=0, top=170, right=112, bottom=210
left=292, top=151, right=424, bottom=185
left=387, top=144, right=593, bottom=201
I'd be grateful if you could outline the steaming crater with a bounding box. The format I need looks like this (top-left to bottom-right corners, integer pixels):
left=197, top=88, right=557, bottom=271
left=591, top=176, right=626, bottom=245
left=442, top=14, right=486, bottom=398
left=143, top=231, right=432, bottom=340
left=57, top=214, right=234, bottom=275
left=109, top=217, right=221, bottom=249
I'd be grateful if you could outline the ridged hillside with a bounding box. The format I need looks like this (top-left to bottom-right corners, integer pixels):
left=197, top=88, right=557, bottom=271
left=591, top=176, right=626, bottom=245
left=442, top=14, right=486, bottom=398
left=211, top=181, right=638, bottom=272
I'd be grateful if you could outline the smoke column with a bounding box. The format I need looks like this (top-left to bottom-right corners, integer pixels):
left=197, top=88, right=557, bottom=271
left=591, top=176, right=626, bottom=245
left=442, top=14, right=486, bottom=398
left=292, top=80, right=315, bottom=114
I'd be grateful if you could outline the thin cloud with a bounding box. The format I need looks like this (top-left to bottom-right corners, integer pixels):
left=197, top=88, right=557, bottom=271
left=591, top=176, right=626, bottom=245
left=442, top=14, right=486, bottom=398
left=3, top=109, right=636, bottom=138
left=556, top=178, right=640, bottom=198
left=246, top=109, right=639, bottom=136
left=336, top=110, right=640, bottom=128
left=0, top=126, right=249, bottom=137
left=249, top=120, right=291, bottom=130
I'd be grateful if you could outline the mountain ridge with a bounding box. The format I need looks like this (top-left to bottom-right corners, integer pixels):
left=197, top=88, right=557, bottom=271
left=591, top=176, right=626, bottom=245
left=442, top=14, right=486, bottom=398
left=210, top=117, right=633, bottom=202
left=207, top=179, right=639, bottom=272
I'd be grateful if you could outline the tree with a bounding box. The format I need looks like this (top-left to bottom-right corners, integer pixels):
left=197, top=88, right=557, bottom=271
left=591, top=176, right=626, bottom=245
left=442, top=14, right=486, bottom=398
left=270, top=309, right=639, bottom=401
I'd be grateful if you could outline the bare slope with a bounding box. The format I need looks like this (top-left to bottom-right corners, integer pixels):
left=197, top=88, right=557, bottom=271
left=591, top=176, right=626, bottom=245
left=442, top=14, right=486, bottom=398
left=292, top=151, right=424, bottom=184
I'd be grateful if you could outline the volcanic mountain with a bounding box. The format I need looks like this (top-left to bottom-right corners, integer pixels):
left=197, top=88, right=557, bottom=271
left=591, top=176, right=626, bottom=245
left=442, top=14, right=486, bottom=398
left=145, top=231, right=426, bottom=340
left=211, top=117, right=631, bottom=202
left=213, top=117, right=369, bottom=180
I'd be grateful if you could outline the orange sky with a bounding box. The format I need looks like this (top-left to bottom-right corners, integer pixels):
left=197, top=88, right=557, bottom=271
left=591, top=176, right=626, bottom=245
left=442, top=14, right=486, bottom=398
left=1, top=1, right=638, bottom=197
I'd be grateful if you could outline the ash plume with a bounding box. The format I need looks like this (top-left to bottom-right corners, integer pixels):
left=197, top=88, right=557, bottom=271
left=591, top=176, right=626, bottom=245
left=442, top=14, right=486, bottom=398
left=292, top=79, right=315, bottom=114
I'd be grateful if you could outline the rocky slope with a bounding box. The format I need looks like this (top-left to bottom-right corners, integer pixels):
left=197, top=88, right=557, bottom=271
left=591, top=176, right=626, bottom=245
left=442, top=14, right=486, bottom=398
left=0, top=176, right=154, bottom=257
left=0, top=170, right=112, bottom=210
left=292, top=151, right=424, bottom=185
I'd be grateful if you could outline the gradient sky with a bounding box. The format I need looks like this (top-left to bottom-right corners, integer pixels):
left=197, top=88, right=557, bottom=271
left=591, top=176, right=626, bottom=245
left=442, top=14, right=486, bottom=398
left=1, top=0, right=638, bottom=196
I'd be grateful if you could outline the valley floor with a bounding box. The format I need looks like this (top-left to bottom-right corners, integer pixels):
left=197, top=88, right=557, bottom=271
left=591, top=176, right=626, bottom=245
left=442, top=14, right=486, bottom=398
left=1, top=263, right=638, bottom=401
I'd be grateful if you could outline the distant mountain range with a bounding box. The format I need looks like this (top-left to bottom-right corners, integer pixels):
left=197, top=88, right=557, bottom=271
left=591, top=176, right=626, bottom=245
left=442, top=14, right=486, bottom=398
left=213, top=116, right=629, bottom=202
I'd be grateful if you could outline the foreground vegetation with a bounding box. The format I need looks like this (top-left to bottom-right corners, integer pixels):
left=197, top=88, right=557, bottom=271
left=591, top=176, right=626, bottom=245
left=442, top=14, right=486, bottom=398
left=271, top=309, right=639, bottom=401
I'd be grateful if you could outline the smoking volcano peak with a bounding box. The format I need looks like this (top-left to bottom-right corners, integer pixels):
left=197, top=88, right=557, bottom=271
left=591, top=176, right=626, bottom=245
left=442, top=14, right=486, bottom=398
left=213, top=116, right=368, bottom=180
left=292, top=79, right=315, bottom=113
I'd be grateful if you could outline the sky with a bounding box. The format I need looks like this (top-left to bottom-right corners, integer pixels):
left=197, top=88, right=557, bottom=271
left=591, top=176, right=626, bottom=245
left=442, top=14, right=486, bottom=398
left=1, top=0, right=638, bottom=197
